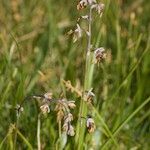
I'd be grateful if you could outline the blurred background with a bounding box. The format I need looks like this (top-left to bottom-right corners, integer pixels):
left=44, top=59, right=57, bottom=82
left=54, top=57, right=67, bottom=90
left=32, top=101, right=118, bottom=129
left=0, top=0, right=150, bottom=149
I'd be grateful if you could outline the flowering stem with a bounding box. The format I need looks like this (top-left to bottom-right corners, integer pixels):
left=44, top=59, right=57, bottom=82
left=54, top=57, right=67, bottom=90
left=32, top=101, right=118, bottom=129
left=37, top=114, right=41, bottom=150
left=77, top=7, right=94, bottom=149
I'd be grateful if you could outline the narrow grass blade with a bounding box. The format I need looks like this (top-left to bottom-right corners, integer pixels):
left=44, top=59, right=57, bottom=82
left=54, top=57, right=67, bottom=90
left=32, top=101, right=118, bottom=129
left=12, top=125, right=33, bottom=150
left=92, top=106, right=118, bottom=148
left=109, top=40, right=150, bottom=103
left=101, top=96, right=150, bottom=149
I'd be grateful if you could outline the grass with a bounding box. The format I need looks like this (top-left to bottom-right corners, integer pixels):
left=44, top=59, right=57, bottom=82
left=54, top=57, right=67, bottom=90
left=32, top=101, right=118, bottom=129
left=0, top=0, right=150, bottom=149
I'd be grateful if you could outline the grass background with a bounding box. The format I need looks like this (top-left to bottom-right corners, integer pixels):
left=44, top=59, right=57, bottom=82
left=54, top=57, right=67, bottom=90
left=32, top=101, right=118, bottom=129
left=0, top=0, right=150, bottom=149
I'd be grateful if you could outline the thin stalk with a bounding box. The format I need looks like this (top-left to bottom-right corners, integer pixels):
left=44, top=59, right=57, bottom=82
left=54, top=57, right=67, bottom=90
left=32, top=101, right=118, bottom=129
left=37, top=114, right=41, bottom=150
left=12, top=125, right=33, bottom=150
left=58, top=120, right=62, bottom=149
left=77, top=7, right=94, bottom=150
left=0, top=132, right=9, bottom=149
left=13, top=116, right=19, bottom=150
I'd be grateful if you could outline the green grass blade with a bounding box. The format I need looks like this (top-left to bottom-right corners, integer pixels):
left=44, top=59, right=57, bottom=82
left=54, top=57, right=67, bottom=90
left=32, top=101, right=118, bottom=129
left=13, top=125, right=33, bottom=150
left=109, top=39, right=150, bottom=103
left=92, top=106, right=119, bottom=148
left=101, top=96, right=150, bottom=149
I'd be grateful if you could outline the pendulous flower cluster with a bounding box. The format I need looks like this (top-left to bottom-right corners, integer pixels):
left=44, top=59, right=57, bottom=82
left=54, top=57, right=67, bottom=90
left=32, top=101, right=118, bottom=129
left=68, top=1, right=105, bottom=43
left=55, top=98, right=76, bottom=136
left=63, top=113, right=75, bottom=136
left=40, top=95, right=76, bottom=136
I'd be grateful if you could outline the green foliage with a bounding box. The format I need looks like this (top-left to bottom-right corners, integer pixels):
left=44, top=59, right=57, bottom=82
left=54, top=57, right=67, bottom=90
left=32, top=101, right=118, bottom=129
left=0, top=0, right=149, bottom=149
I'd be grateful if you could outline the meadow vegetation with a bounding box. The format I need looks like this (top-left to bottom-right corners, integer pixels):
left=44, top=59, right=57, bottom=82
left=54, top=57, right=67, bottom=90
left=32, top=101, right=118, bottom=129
left=0, top=0, right=150, bottom=149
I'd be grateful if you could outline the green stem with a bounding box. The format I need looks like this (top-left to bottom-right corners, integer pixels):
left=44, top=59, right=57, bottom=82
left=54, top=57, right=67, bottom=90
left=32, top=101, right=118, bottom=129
left=58, top=120, right=62, bottom=149
left=37, top=114, right=41, bottom=150
left=77, top=7, right=94, bottom=150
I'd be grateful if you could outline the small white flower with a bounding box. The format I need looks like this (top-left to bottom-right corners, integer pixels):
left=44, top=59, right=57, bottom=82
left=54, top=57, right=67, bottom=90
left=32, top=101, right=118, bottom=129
left=77, top=0, right=96, bottom=10
left=84, top=88, right=95, bottom=103
left=96, top=3, right=105, bottom=17
left=40, top=103, right=50, bottom=114
left=73, top=23, right=82, bottom=43
left=16, top=104, right=24, bottom=112
left=81, top=15, right=89, bottom=20
left=16, top=104, right=24, bottom=116
left=92, top=3, right=105, bottom=17
left=77, top=0, right=88, bottom=10
left=44, top=92, right=53, bottom=100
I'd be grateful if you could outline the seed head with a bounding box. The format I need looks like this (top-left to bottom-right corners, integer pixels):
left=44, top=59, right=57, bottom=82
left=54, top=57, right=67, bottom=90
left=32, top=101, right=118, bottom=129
left=94, top=47, right=106, bottom=64
left=64, top=113, right=73, bottom=123
left=57, top=109, right=64, bottom=122
left=67, top=101, right=76, bottom=109
left=55, top=102, right=65, bottom=122
left=44, top=92, right=53, bottom=100
left=63, top=123, right=75, bottom=136
left=40, top=103, right=50, bottom=114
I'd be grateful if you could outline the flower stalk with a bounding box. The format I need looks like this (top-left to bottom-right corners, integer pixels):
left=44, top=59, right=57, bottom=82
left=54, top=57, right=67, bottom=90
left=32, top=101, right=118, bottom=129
left=76, top=6, right=95, bottom=149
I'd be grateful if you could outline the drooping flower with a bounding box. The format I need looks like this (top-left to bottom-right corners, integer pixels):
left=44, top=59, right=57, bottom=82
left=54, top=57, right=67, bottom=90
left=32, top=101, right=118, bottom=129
left=91, top=2, right=105, bottom=17
left=67, top=101, right=76, bottom=109
left=86, top=116, right=96, bottom=133
left=15, top=104, right=24, bottom=116
left=84, top=88, right=95, bottom=103
left=67, top=124, right=75, bottom=136
left=64, top=113, right=73, bottom=123
left=94, top=47, right=106, bottom=64
left=40, top=103, right=50, bottom=114
left=95, top=3, right=105, bottom=17
left=63, top=122, right=75, bottom=136
left=77, top=0, right=97, bottom=10
left=73, top=23, right=82, bottom=43
left=44, top=92, right=53, bottom=100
